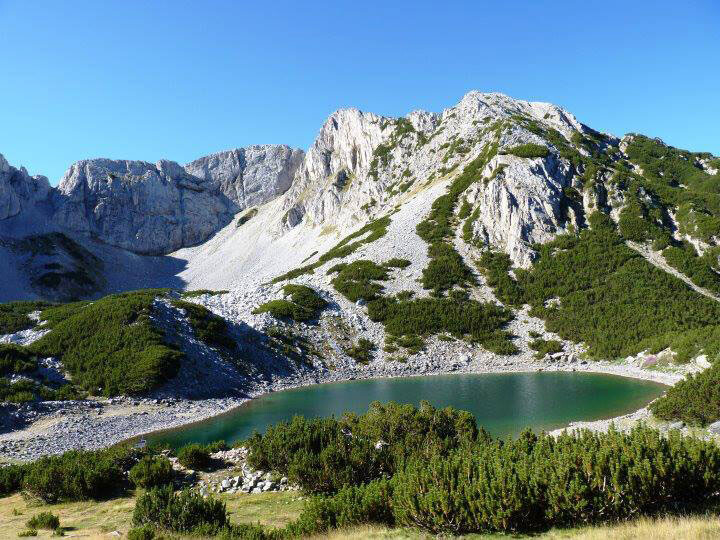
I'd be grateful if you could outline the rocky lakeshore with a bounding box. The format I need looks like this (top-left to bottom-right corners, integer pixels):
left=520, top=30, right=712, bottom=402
left=0, top=347, right=686, bottom=463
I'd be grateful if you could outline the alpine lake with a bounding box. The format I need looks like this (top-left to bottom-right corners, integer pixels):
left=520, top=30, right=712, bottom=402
left=147, top=372, right=666, bottom=447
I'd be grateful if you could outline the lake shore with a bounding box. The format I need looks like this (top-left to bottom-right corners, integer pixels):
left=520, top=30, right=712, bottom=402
left=0, top=349, right=686, bottom=463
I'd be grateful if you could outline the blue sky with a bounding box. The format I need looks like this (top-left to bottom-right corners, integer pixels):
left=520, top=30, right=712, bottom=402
left=1, top=0, right=718, bottom=184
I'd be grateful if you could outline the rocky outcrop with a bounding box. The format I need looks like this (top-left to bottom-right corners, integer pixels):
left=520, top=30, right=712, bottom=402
left=185, top=145, right=303, bottom=209
left=50, top=145, right=303, bottom=255
left=53, top=158, right=234, bottom=255
left=0, top=154, right=51, bottom=222
left=276, top=91, right=595, bottom=266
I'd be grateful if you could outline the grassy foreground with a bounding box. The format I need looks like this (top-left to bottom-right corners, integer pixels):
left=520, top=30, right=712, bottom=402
left=1, top=491, right=719, bottom=539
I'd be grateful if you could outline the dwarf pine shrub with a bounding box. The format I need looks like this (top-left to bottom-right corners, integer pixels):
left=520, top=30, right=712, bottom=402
left=22, top=448, right=128, bottom=502
left=173, top=300, right=236, bottom=349
left=254, top=284, right=327, bottom=322
left=176, top=443, right=213, bottom=470
left=0, top=301, right=50, bottom=334
left=246, top=402, right=480, bottom=495
left=133, top=485, right=228, bottom=533
left=129, top=455, right=174, bottom=488
left=26, top=512, right=60, bottom=530
left=29, top=290, right=182, bottom=396
left=504, top=143, right=549, bottom=159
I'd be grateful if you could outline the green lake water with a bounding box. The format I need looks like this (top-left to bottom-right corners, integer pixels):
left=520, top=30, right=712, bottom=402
left=148, top=372, right=666, bottom=448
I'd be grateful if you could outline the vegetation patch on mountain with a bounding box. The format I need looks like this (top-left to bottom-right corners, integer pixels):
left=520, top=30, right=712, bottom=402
left=416, top=146, right=498, bottom=294
left=253, top=284, right=327, bottom=322
left=624, top=135, right=720, bottom=242
left=16, top=232, right=105, bottom=302
left=651, top=361, right=720, bottom=426
left=0, top=301, right=51, bottom=334
left=662, top=243, right=720, bottom=295
left=272, top=216, right=391, bottom=282
left=503, top=142, right=549, bottom=159
left=367, top=294, right=516, bottom=355
left=480, top=213, right=720, bottom=361
left=172, top=300, right=236, bottom=350
left=0, top=344, right=38, bottom=376
left=345, top=338, right=376, bottom=364
left=180, top=289, right=229, bottom=299
left=329, top=260, right=389, bottom=303
left=27, top=289, right=182, bottom=396
left=529, top=338, right=563, bottom=359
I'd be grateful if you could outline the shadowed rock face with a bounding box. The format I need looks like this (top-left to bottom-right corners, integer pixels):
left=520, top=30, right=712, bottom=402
left=0, top=154, right=51, bottom=221
left=0, top=145, right=304, bottom=256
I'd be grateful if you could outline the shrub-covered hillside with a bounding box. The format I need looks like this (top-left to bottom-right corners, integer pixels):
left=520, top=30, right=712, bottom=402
left=0, top=289, right=245, bottom=401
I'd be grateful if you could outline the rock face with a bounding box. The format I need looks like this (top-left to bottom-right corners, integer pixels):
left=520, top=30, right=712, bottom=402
left=185, top=145, right=304, bottom=209
left=0, top=154, right=51, bottom=222
left=52, top=145, right=303, bottom=255
left=275, top=91, right=596, bottom=266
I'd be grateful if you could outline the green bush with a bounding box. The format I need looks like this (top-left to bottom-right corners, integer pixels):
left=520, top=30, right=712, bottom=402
left=0, top=301, right=50, bottom=334
left=382, top=258, right=411, bottom=268
left=22, top=448, right=128, bottom=502
left=651, top=361, right=720, bottom=425
left=253, top=284, right=327, bottom=322
left=420, top=242, right=475, bottom=292
left=663, top=244, right=720, bottom=295
left=176, top=443, right=212, bottom=470
left=133, top=485, right=228, bottom=534
left=390, top=426, right=720, bottom=534
left=0, top=378, right=37, bottom=403
left=505, top=143, right=549, bottom=159
left=127, top=524, right=156, bottom=540
left=367, top=296, right=517, bottom=355
left=529, top=338, right=563, bottom=359
left=17, top=529, right=37, bottom=537
left=286, top=478, right=394, bottom=537
left=476, top=251, right=524, bottom=306
left=246, top=402, right=480, bottom=495
left=26, top=512, right=60, bottom=530
left=0, top=344, right=37, bottom=376
left=29, top=290, right=182, bottom=396
left=181, top=289, right=229, bottom=298
left=331, top=260, right=389, bottom=302
left=129, top=456, right=174, bottom=488
left=0, top=463, right=26, bottom=496
left=345, top=338, right=376, bottom=364
left=172, top=300, right=235, bottom=349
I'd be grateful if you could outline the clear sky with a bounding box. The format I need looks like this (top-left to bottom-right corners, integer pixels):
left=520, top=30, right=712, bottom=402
left=1, top=0, right=718, bottom=185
